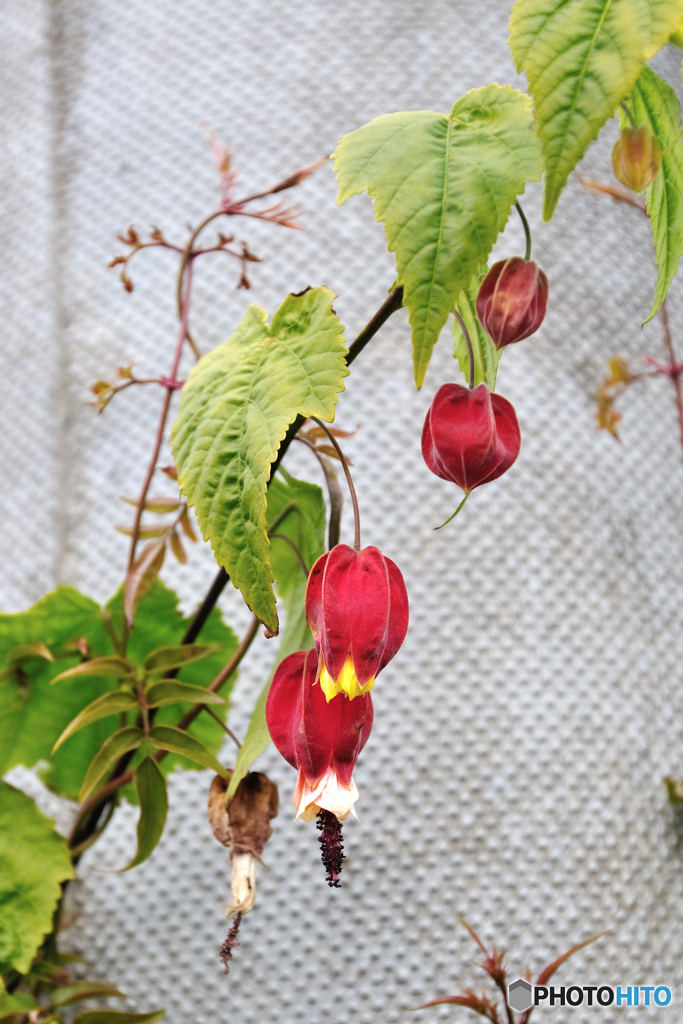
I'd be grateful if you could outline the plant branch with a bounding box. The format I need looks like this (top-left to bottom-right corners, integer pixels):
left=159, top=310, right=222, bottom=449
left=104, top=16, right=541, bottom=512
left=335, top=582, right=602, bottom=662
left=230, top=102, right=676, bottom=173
left=311, top=417, right=361, bottom=551
left=660, top=299, right=683, bottom=460
left=515, top=201, right=532, bottom=261
left=295, top=435, right=344, bottom=549
left=204, top=706, right=242, bottom=749
left=269, top=532, right=309, bottom=576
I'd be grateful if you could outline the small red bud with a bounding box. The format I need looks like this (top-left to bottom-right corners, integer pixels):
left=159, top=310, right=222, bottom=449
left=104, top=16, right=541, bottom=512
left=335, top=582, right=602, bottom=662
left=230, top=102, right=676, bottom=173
left=476, top=257, right=548, bottom=349
left=422, top=382, right=521, bottom=493
left=612, top=126, right=660, bottom=193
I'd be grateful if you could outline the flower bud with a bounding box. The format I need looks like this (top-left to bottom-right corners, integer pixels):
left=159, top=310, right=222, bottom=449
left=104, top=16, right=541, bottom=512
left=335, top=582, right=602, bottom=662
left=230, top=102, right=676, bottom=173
left=305, top=544, right=409, bottom=701
left=422, top=382, right=521, bottom=493
left=476, top=257, right=548, bottom=349
left=612, top=126, right=660, bottom=193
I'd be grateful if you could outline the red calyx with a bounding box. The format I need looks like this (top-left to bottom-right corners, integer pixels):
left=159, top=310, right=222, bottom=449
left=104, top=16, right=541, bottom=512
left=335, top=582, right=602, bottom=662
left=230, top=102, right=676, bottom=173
left=421, top=382, right=521, bottom=493
left=305, top=544, right=409, bottom=698
left=265, top=649, right=373, bottom=791
left=476, top=257, right=548, bottom=349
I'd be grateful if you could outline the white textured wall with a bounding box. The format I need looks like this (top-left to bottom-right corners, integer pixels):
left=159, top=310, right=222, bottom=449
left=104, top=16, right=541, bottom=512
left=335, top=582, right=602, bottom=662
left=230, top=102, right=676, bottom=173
left=3, top=2, right=683, bottom=1022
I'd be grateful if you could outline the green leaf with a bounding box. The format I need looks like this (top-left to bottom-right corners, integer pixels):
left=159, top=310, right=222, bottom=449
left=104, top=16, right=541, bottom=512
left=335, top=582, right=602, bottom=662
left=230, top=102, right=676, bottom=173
left=52, top=691, right=139, bottom=753
left=145, top=681, right=225, bottom=707
left=79, top=727, right=144, bottom=803
left=333, top=85, right=542, bottom=387
left=509, top=0, right=683, bottom=220
left=0, top=587, right=118, bottom=800
left=107, top=581, right=238, bottom=788
left=143, top=644, right=217, bottom=674
left=120, top=758, right=168, bottom=871
left=625, top=66, right=683, bottom=320
left=51, top=983, right=127, bottom=1008
left=170, top=287, right=349, bottom=633
left=73, top=1013, right=165, bottom=1024
left=148, top=725, right=228, bottom=777
left=0, top=782, right=74, bottom=974
left=451, top=265, right=502, bottom=390
left=226, top=470, right=326, bottom=800
left=0, top=993, right=39, bottom=1019
left=50, top=657, right=132, bottom=684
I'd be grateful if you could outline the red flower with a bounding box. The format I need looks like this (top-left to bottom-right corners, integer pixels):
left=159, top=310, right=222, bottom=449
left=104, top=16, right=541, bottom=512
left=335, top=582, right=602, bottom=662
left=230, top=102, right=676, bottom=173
left=476, top=257, right=548, bottom=349
left=612, top=125, right=660, bottom=193
left=305, top=544, right=409, bottom=701
left=266, top=649, right=373, bottom=821
left=422, top=383, right=521, bottom=494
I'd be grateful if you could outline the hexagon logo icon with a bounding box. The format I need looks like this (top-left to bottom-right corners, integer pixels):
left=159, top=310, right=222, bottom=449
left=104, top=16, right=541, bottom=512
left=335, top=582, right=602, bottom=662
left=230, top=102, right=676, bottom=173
left=508, top=979, right=533, bottom=1013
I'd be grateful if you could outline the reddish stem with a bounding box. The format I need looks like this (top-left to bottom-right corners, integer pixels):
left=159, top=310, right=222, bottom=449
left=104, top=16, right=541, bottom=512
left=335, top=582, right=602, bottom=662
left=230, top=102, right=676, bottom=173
left=660, top=300, right=683, bottom=461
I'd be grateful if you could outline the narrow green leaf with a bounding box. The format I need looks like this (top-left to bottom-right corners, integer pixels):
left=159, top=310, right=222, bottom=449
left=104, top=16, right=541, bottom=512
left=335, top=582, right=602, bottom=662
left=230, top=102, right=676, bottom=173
left=451, top=265, right=502, bottom=390
left=120, top=758, right=168, bottom=871
left=626, top=67, right=683, bottom=320
left=509, top=0, right=683, bottom=220
left=73, top=1013, right=165, bottom=1024
left=0, top=994, right=39, bottom=1019
left=0, top=782, right=74, bottom=974
left=143, top=644, right=217, bottom=673
left=52, top=691, right=138, bottom=753
left=51, top=983, right=127, bottom=1009
left=79, top=727, right=144, bottom=803
left=145, top=680, right=225, bottom=707
left=148, top=725, right=228, bottom=777
left=170, top=287, right=348, bottom=634
left=50, top=657, right=132, bottom=684
left=334, top=85, right=541, bottom=387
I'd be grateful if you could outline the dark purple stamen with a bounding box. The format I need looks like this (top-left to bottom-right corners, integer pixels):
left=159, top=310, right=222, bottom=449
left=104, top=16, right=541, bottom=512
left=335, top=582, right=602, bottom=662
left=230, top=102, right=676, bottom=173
left=217, top=912, right=242, bottom=973
left=316, top=809, right=345, bottom=887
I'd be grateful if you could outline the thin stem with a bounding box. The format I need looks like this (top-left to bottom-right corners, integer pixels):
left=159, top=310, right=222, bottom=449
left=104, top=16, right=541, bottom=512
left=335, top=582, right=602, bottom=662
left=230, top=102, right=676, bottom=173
left=660, top=299, right=683, bottom=461
left=295, top=435, right=343, bottom=549
left=269, top=532, right=309, bottom=576
left=620, top=101, right=636, bottom=128
left=266, top=500, right=298, bottom=534
left=310, top=417, right=361, bottom=551
left=453, top=310, right=476, bottom=390
left=176, top=209, right=224, bottom=358
left=515, top=201, right=532, bottom=261
left=203, top=705, right=242, bottom=749
left=346, top=286, right=403, bottom=364
left=434, top=491, right=469, bottom=530
left=182, top=567, right=230, bottom=644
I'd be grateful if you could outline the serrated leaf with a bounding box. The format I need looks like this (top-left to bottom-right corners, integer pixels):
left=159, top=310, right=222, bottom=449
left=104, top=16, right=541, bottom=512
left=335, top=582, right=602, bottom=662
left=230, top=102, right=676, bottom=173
left=0, top=782, right=74, bottom=974
left=509, top=0, right=683, bottom=220
left=145, top=681, right=226, bottom=707
left=170, top=287, right=348, bottom=633
left=226, top=471, right=325, bottom=800
left=625, top=66, right=683, bottom=319
left=52, top=691, right=138, bottom=753
left=333, top=85, right=542, bottom=387
left=121, top=758, right=168, bottom=871
left=51, top=983, right=127, bottom=1008
left=0, top=994, right=39, bottom=1019
left=79, top=727, right=144, bottom=803
left=73, top=1013, right=165, bottom=1024
left=143, top=644, right=217, bottom=673
left=50, top=657, right=133, bottom=684
left=451, top=265, right=502, bottom=390
left=148, top=725, right=228, bottom=777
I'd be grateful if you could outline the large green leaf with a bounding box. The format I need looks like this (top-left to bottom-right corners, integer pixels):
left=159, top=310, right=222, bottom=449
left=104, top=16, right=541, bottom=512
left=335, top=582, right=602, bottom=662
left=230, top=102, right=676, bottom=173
left=451, top=265, right=502, bottom=390
left=0, top=782, right=74, bottom=974
left=170, top=287, right=348, bottom=634
left=226, top=470, right=325, bottom=800
left=626, top=66, right=683, bottom=319
left=107, top=580, right=237, bottom=788
left=333, top=85, right=542, bottom=387
left=0, top=588, right=117, bottom=800
left=52, top=691, right=138, bottom=753
left=509, top=0, right=683, bottom=220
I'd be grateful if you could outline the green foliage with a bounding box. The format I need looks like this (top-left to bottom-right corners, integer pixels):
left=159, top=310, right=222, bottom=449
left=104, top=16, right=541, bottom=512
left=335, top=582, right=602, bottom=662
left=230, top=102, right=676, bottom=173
left=144, top=681, right=225, bottom=707
left=451, top=265, right=502, bottom=390
left=79, top=727, right=144, bottom=802
left=170, top=287, right=348, bottom=634
left=73, top=1013, right=165, bottom=1024
left=0, top=782, right=74, bottom=974
left=143, top=645, right=217, bottom=673
left=148, top=725, right=229, bottom=776
left=226, top=469, right=325, bottom=800
left=509, top=0, right=683, bottom=220
left=51, top=983, right=127, bottom=1008
left=0, top=993, right=39, bottom=1019
left=52, top=692, right=138, bottom=753
left=626, top=66, right=683, bottom=320
left=122, top=758, right=168, bottom=871
left=333, top=85, right=541, bottom=387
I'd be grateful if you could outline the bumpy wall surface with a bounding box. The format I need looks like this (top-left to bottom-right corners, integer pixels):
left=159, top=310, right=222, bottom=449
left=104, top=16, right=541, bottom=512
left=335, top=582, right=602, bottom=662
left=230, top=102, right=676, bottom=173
left=3, top=2, right=683, bottom=1022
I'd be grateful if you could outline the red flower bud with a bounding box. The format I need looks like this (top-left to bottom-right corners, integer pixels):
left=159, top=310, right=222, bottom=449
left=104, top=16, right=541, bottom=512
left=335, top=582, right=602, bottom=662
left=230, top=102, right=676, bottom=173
left=422, top=382, right=521, bottom=493
left=476, top=257, right=548, bottom=349
left=612, top=126, right=660, bottom=193
left=266, top=649, right=373, bottom=821
left=305, top=544, right=409, bottom=701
